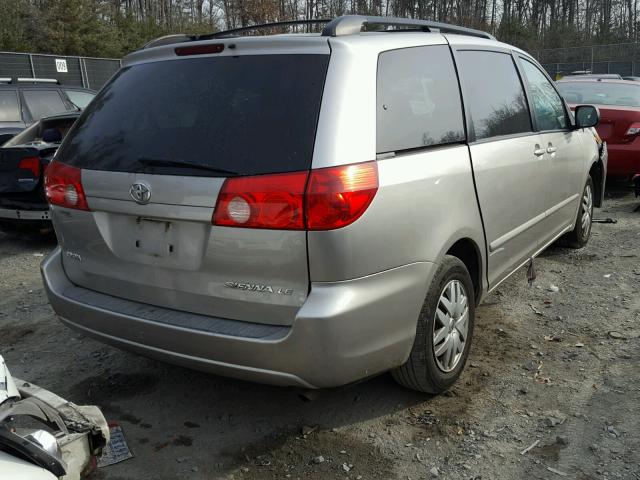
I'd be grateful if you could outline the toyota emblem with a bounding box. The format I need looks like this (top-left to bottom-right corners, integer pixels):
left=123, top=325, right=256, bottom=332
left=130, top=181, right=151, bottom=204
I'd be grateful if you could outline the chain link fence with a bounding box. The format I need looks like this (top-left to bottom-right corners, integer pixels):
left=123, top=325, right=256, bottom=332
left=0, top=52, right=121, bottom=90
left=534, top=43, right=640, bottom=78
left=3, top=45, right=637, bottom=89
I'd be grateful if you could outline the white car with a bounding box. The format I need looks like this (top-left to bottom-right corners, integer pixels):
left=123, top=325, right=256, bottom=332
left=0, top=355, right=109, bottom=480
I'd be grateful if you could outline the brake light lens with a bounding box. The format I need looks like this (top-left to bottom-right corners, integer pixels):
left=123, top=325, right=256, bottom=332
left=213, top=171, right=307, bottom=229
left=625, top=123, right=640, bottom=136
left=175, top=44, right=224, bottom=56
left=18, top=157, right=41, bottom=177
left=44, top=160, right=89, bottom=210
left=306, top=162, right=378, bottom=230
left=212, top=161, right=378, bottom=230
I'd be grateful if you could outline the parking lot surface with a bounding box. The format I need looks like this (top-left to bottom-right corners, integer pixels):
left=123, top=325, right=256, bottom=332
left=1, top=187, right=639, bottom=480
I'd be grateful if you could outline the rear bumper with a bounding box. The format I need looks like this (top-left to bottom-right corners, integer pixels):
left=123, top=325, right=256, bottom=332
left=0, top=207, right=49, bottom=220
left=606, top=141, right=640, bottom=177
left=42, top=247, right=433, bottom=389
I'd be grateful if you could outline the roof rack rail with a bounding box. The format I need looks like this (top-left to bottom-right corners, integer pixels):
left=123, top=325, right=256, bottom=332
left=211, top=19, right=332, bottom=38
left=14, top=78, right=59, bottom=84
left=0, top=78, right=11, bottom=83
left=321, top=15, right=495, bottom=40
left=143, top=19, right=331, bottom=49
left=142, top=15, right=495, bottom=49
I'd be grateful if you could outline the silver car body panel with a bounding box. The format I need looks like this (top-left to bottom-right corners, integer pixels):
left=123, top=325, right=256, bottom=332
left=469, top=133, right=548, bottom=288
left=308, top=145, right=486, bottom=287
left=123, top=35, right=332, bottom=67
left=54, top=204, right=309, bottom=326
left=539, top=130, right=587, bottom=242
left=43, top=247, right=434, bottom=388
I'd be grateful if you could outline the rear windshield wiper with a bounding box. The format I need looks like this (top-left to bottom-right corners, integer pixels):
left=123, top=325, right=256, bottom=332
left=136, top=157, right=241, bottom=176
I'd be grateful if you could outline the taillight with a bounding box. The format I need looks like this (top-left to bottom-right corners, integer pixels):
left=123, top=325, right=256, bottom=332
left=212, top=161, right=379, bottom=231
left=212, top=171, right=307, bottom=229
left=44, top=160, right=89, bottom=211
left=306, top=162, right=378, bottom=230
left=18, top=157, right=41, bottom=177
left=625, top=123, right=640, bottom=136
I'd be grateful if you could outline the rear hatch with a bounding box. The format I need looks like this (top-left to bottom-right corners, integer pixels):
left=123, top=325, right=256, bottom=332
left=52, top=46, right=329, bottom=326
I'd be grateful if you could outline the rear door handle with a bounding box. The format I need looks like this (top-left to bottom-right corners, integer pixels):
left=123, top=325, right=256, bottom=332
left=547, top=146, right=557, bottom=154
left=534, top=147, right=545, bottom=157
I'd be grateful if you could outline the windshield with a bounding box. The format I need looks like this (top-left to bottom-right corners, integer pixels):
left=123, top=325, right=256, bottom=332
left=557, top=81, right=640, bottom=107
left=57, top=54, right=329, bottom=176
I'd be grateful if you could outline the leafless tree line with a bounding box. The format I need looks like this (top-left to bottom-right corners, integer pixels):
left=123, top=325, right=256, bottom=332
left=0, top=0, right=638, bottom=56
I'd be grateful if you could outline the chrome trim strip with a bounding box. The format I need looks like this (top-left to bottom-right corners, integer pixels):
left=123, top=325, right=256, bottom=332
left=489, top=211, right=546, bottom=252
left=487, top=223, right=572, bottom=294
left=489, top=194, right=579, bottom=252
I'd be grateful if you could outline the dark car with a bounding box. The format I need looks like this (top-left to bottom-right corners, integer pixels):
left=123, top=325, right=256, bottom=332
left=0, top=111, right=80, bottom=224
left=557, top=78, right=640, bottom=177
left=0, top=78, right=94, bottom=145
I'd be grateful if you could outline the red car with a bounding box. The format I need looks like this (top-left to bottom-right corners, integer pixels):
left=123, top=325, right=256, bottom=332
left=557, top=78, right=640, bottom=178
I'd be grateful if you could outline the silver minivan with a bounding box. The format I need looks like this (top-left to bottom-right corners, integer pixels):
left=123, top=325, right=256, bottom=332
left=41, top=16, right=607, bottom=393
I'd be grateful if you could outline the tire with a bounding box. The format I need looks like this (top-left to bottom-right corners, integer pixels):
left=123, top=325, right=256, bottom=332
left=392, top=255, right=475, bottom=394
left=563, top=176, right=594, bottom=249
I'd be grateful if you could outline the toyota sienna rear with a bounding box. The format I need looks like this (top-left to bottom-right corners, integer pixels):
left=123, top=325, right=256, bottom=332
left=41, top=16, right=605, bottom=394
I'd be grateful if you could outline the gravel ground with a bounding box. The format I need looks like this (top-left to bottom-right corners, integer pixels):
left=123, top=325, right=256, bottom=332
left=1, top=186, right=639, bottom=480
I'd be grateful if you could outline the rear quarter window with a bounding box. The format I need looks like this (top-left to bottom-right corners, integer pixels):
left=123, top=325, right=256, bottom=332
left=22, top=90, right=68, bottom=121
left=377, top=45, right=465, bottom=153
left=457, top=50, right=532, bottom=141
left=0, top=90, right=20, bottom=122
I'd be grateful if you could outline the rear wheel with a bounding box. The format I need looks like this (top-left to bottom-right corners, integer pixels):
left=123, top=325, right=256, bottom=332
left=563, top=176, right=594, bottom=249
left=392, top=255, right=475, bottom=394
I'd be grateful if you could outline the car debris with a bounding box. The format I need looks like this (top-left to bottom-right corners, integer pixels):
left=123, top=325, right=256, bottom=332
left=519, top=439, right=540, bottom=455
left=97, top=423, right=133, bottom=467
left=544, top=410, right=568, bottom=427
left=608, top=331, right=626, bottom=339
left=0, top=355, right=109, bottom=480
left=547, top=466, right=569, bottom=476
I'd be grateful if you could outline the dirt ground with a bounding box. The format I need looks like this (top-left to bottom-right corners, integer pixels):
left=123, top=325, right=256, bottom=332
left=1, top=186, right=639, bottom=480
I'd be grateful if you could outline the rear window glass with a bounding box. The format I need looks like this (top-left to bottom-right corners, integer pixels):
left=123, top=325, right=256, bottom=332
left=557, top=81, right=640, bottom=106
left=22, top=90, right=68, bottom=121
left=457, top=51, right=532, bottom=140
left=377, top=45, right=465, bottom=153
left=58, top=55, right=329, bottom=176
left=0, top=90, right=20, bottom=122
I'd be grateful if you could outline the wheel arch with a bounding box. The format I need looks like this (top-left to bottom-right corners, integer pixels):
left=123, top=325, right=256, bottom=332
left=444, top=237, right=483, bottom=305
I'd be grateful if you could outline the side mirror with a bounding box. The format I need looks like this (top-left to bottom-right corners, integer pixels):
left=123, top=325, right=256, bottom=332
left=574, top=105, right=600, bottom=128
